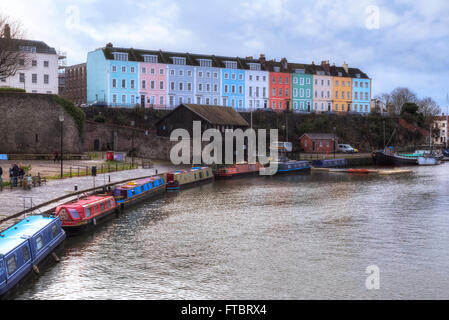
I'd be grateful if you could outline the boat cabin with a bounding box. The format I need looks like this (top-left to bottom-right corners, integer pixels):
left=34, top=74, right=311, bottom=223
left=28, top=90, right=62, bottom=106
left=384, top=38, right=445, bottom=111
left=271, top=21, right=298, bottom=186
left=167, top=167, right=213, bottom=188
left=112, top=176, right=165, bottom=202
left=55, top=195, right=117, bottom=226
left=0, top=215, right=65, bottom=296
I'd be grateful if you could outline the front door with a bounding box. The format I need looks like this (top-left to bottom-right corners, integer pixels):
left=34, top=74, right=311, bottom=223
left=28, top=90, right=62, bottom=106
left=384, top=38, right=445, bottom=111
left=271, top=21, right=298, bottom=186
left=141, top=95, right=145, bottom=108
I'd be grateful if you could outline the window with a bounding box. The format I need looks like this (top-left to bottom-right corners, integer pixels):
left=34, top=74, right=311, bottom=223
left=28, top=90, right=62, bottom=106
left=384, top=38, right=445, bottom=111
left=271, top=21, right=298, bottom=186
left=300, top=88, right=304, bottom=97
left=335, top=91, right=339, bottom=99
left=170, top=82, right=175, bottom=90
left=206, top=72, right=210, bottom=78
left=273, top=66, right=280, bottom=72
left=143, top=55, right=158, bottom=63
left=187, top=82, right=192, bottom=91
left=179, top=82, right=183, bottom=91
left=7, top=256, right=17, bottom=275
left=206, top=84, right=210, bottom=92
left=231, top=85, right=236, bottom=94
left=32, top=60, right=37, bottom=67
left=249, top=63, right=261, bottom=70
left=239, top=74, right=243, bottom=80
left=130, top=80, right=135, bottom=89
left=131, top=95, right=135, bottom=104
left=214, top=72, right=218, bottom=78
left=51, top=224, right=58, bottom=238
left=112, top=95, right=117, bottom=104
left=198, top=83, right=203, bottom=92
left=23, top=246, right=30, bottom=261
left=112, top=66, right=117, bottom=72
left=160, top=96, right=164, bottom=105
left=336, top=81, right=339, bottom=86
left=224, top=73, right=229, bottom=80
left=113, top=52, right=128, bottom=61
left=279, top=88, right=283, bottom=96
left=178, top=70, right=183, bottom=76
left=19, top=73, right=25, bottom=83
left=214, top=84, right=218, bottom=92
left=279, top=77, right=283, bottom=84
left=354, top=92, right=358, bottom=100
left=172, top=57, right=186, bottom=65
left=306, top=78, right=311, bottom=85
left=32, top=74, right=37, bottom=84
left=198, top=59, right=212, bottom=67
left=100, top=202, right=105, bottom=211
left=122, top=79, right=126, bottom=89
left=142, top=67, right=147, bottom=74
left=44, top=74, right=49, bottom=84
left=198, top=71, right=203, bottom=78
left=272, top=88, right=276, bottom=96
left=239, top=85, right=243, bottom=94
left=232, top=73, right=236, bottom=80
left=130, top=67, right=135, bottom=73
left=224, top=61, right=237, bottom=69
left=306, top=89, right=311, bottom=98
left=170, top=69, right=175, bottom=76
left=36, top=235, right=44, bottom=251
left=122, top=66, right=126, bottom=73
left=354, top=81, right=358, bottom=87
left=160, top=81, right=164, bottom=90
left=160, top=69, right=164, bottom=75
left=187, top=70, right=192, bottom=76
left=44, top=61, right=49, bottom=67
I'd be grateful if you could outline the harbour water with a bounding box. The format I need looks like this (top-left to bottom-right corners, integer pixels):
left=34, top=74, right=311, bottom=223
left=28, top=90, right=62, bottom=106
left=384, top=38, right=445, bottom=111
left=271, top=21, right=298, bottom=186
left=13, top=163, right=449, bottom=299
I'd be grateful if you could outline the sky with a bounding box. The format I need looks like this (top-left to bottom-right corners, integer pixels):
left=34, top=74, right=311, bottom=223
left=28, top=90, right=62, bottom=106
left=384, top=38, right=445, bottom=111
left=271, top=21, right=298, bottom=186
left=1, top=0, right=448, bottom=108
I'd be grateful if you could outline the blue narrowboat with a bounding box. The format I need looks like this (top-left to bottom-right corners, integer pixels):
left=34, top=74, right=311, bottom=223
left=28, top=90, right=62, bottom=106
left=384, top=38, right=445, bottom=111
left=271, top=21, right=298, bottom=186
left=0, top=215, right=66, bottom=298
left=276, top=160, right=311, bottom=173
left=312, top=159, right=348, bottom=168
left=112, top=175, right=166, bottom=208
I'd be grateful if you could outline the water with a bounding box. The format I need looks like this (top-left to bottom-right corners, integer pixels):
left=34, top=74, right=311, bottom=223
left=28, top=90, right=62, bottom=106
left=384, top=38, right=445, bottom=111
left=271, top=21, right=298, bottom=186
left=13, top=164, right=449, bottom=299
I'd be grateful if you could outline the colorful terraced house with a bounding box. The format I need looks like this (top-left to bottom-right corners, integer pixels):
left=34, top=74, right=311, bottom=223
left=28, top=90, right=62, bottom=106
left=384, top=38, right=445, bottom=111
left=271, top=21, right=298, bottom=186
left=86, top=44, right=372, bottom=115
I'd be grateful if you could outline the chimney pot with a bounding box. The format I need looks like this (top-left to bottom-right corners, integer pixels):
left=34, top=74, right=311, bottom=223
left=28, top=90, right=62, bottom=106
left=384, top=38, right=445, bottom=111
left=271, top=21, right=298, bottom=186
left=3, top=24, right=11, bottom=39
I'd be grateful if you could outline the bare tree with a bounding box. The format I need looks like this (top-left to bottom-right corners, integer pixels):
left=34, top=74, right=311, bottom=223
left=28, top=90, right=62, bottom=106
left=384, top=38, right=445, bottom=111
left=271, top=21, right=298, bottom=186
left=419, top=97, right=441, bottom=126
left=0, top=14, right=29, bottom=80
left=375, top=92, right=393, bottom=115
left=390, top=87, right=418, bottom=115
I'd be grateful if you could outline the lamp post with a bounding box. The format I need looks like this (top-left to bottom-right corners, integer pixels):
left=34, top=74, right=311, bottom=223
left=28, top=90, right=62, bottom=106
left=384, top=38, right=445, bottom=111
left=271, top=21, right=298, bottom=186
left=59, top=115, right=64, bottom=178
left=333, top=126, right=336, bottom=159
left=130, top=120, right=135, bottom=167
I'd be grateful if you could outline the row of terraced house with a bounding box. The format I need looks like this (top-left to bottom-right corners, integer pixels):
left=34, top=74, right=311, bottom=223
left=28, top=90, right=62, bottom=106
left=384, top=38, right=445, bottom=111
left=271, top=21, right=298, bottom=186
left=84, top=43, right=372, bottom=114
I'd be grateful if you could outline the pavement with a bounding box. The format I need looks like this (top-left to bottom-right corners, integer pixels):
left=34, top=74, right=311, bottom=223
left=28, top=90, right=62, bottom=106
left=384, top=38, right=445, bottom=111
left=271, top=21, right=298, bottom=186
left=0, top=160, right=179, bottom=229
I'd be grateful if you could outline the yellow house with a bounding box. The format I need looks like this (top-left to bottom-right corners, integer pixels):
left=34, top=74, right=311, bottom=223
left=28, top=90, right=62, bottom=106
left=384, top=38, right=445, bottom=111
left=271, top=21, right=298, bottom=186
left=332, top=64, right=352, bottom=113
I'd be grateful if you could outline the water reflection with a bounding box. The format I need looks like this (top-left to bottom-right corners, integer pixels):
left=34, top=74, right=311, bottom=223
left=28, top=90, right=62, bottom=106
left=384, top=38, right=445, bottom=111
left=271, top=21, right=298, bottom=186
left=13, top=164, right=449, bottom=299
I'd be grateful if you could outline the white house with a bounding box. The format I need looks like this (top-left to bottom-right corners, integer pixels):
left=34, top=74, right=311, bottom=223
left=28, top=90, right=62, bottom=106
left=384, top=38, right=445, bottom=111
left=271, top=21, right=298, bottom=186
left=0, top=39, right=59, bottom=94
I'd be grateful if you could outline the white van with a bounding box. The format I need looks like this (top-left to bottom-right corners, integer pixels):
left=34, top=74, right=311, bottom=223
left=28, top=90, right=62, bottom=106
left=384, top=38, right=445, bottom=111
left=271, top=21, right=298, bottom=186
left=338, top=144, right=355, bottom=153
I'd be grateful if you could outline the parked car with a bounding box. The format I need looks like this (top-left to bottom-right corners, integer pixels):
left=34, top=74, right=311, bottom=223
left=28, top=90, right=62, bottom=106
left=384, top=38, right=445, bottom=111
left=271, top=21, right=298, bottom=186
left=338, top=144, right=356, bottom=153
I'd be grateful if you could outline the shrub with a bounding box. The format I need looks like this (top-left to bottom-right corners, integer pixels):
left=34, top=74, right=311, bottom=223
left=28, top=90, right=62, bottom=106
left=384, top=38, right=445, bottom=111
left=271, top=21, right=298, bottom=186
left=0, top=87, right=26, bottom=92
left=53, top=95, right=86, bottom=137
left=93, top=114, right=106, bottom=123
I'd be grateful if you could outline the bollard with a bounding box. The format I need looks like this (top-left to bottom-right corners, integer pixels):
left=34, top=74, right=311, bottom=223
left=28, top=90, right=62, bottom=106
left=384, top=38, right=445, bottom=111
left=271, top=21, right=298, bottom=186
left=108, top=175, right=111, bottom=183
left=74, top=185, right=78, bottom=191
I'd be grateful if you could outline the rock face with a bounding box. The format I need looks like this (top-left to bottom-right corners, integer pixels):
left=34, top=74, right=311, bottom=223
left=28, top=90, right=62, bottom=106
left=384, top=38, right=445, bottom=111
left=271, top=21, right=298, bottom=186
left=0, top=92, right=83, bottom=154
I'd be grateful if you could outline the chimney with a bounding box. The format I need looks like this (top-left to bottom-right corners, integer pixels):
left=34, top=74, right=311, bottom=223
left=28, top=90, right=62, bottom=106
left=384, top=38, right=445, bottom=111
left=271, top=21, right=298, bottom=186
left=311, top=61, right=315, bottom=65
left=280, top=57, right=288, bottom=70
left=3, top=24, right=11, bottom=39
left=246, top=56, right=253, bottom=60
left=259, top=54, right=266, bottom=67
left=321, top=60, right=330, bottom=73
left=342, top=61, right=349, bottom=73
left=106, top=42, right=113, bottom=48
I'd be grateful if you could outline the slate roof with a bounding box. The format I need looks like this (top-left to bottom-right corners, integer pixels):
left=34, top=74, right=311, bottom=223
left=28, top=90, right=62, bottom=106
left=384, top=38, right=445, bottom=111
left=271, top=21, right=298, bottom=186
left=156, top=104, right=249, bottom=127
left=99, top=45, right=370, bottom=78
left=0, top=38, right=56, bottom=54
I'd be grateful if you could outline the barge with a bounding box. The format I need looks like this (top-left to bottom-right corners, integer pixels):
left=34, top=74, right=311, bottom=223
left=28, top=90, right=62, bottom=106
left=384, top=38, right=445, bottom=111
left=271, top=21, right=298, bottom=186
left=216, top=163, right=264, bottom=178
left=0, top=215, right=66, bottom=298
left=166, top=167, right=213, bottom=190
left=55, top=195, right=118, bottom=235
left=112, top=175, right=166, bottom=208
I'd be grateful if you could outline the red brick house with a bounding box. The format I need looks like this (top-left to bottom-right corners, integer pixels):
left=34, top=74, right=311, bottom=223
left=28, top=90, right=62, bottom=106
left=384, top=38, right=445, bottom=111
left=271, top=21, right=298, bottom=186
left=299, top=133, right=338, bottom=153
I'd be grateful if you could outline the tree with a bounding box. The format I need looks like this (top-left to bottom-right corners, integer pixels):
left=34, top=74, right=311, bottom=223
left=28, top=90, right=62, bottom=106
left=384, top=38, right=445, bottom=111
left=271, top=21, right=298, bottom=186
left=418, top=97, right=441, bottom=126
left=390, top=87, right=418, bottom=115
left=0, top=14, right=29, bottom=79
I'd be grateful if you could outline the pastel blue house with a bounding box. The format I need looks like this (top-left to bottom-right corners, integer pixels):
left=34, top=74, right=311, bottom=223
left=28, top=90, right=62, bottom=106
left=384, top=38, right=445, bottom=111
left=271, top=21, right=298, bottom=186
left=190, top=54, right=221, bottom=105
left=167, top=56, right=195, bottom=107
left=87, top=48, right=139, bottom=107
left=221, top=60, right=246, bottom=110
left=352, top=77, right=371, bottom=114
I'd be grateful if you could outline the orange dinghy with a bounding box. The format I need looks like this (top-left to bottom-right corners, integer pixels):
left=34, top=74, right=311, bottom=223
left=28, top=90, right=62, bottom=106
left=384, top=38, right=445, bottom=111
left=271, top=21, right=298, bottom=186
left=347, top=169, right=370, bottom=174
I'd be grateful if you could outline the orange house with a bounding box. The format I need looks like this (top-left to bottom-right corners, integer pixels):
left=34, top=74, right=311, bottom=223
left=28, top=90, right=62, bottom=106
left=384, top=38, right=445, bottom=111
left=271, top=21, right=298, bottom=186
left=266, top=58, right=292, bottom=111
left=332, top=64, right=352, bottom=113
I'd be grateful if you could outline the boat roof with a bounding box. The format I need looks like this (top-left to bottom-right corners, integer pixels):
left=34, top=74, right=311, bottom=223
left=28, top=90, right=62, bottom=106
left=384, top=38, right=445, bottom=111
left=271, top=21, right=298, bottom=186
left=114, top=176, right=162, bottom=190
left=0, top=215, right=56, bottom=255
left=59, top=195, right=113, bottom=208
left=170, top=167, right=209, bottom=175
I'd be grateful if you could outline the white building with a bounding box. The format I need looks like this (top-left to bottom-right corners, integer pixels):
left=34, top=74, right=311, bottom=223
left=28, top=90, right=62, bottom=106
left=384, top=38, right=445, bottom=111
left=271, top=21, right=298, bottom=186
left=0, top=39, right=59, bottom=94
left=432, top=115, right=449, bottom=146
left=245, top=62, right=269, bottom=110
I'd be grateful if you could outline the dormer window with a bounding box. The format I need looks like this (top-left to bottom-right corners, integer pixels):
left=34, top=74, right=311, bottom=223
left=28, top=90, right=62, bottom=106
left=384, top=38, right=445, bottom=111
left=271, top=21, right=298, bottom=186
left=273, top=66, right=280, bottom=72
left=143, top=55, right=158, bottom=63
left=172, top=57, right=186, bottom=65
left=19, top=46, right=37, bottom=53
left=295, top=69, right=305, bottom=74
left=224, top=61, right=237, bottom=69
left=113, top=52, right=128, bottom=61
left=356, top=74, right=361, bottom=78
left=338, top=72, right=342, bottom=76
left=249, top=63, right=261, bottom=71
left=198, top=59, right=212, bottom=67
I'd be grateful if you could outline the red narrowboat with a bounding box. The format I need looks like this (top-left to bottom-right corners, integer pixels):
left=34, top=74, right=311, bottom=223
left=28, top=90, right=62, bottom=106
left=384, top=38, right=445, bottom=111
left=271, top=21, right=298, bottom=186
left=55, top=195, right=118, bottom=235
left=216, top=163, right=264, bottom=178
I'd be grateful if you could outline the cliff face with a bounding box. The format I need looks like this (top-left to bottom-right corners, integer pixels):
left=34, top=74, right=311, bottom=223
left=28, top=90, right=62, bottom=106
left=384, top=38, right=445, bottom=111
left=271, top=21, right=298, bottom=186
left=0, top=92, right=83, bottom=154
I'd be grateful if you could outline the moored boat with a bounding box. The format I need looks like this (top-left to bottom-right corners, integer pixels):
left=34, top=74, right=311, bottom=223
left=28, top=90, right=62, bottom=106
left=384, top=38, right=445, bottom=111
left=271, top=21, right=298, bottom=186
left=216, top=163, right=264, bottom=178
left=417, top=156, right=441, bottom=166
left=373, top=148, right=419, bottom=166
left=112, top=175, right=166, bottom=208
left=166, top=167, right=214, bottom=190
left=0, top=215, right=66, bottom=298
left=55, top=195, right=118, bottom=235
left=312, top=158, right=348, bottom=168
left=272, top=160, right=311, bottom=174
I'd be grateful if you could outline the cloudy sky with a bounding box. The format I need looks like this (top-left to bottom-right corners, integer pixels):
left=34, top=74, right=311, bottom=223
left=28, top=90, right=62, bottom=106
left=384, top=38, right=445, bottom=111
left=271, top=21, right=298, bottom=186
left=2, top=0, right=448, bottom=107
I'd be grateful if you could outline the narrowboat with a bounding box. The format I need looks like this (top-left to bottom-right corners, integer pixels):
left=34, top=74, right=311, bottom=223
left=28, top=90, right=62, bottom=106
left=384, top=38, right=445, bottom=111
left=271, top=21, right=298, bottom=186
left=166, top=167, right=213, bottom=190
left=216, top=163, right=264, bottom=178
left=275, top=160, right=311, bottom=173
left=112, top=175, right=166, bottom=208
left=373, top=148, right=419, bottom=166
left=312, top=159, right=348, bottom=168
left=0, top=215, right=66, bottom=298
left=55, top=195, right=118, bottom=235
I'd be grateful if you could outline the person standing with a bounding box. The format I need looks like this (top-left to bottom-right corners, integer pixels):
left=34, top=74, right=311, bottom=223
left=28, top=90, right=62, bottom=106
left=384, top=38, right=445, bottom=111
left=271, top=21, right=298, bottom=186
left=12, top=163, right=19, bottom=187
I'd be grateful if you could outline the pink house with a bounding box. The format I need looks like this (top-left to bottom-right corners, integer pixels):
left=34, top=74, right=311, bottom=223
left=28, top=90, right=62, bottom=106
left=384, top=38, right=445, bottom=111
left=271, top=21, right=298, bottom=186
left=139, top=63, right=168, bottom=108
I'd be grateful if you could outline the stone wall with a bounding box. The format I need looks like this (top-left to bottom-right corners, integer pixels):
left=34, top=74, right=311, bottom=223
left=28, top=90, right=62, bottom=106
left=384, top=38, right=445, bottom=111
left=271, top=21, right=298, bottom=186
left=0, top=92, right=83, bottom=154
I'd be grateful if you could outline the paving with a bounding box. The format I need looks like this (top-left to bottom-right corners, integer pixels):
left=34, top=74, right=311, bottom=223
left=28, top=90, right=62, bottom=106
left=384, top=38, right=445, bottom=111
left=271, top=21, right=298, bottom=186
left=0, top=160, right=180, bottom=229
